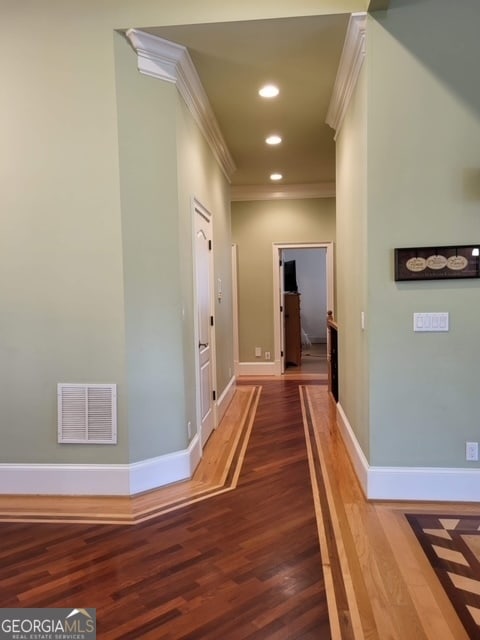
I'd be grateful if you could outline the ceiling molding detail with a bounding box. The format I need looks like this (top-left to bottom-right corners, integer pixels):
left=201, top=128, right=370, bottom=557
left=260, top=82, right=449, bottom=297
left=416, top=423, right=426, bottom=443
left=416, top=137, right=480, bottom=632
left=326, top=12, right=367, bottom=139
left=231, top=183, right=336, bottom=202
left=125, top=29, right=236, bottom=181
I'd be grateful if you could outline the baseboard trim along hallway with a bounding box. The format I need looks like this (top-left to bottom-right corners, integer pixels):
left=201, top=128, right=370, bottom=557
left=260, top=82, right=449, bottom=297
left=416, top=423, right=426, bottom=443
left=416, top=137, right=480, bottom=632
left=336, top=402, right=480, bottom=502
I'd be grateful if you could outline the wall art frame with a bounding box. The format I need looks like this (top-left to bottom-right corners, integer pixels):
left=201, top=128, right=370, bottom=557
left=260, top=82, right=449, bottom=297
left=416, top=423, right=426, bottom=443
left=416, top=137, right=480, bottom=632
left=394, top=245, right=480, bottom=281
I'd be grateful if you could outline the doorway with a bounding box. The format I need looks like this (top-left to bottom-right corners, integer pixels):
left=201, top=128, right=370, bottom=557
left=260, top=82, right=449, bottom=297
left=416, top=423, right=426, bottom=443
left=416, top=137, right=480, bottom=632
left=194, top=199, right=215, bottom=448
left=273, top=242, right=334, bottom=376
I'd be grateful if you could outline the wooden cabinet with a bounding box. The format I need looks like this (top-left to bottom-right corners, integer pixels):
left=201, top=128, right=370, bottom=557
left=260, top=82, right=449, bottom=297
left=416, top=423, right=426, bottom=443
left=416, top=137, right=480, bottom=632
left=284, top=293, right=301, bottom=366
left=327, top=312, right=338, bottom=401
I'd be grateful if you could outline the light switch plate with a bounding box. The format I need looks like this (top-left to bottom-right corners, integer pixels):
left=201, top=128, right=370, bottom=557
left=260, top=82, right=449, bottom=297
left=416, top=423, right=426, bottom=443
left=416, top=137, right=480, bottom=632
left=413, top=312, right=449, bottom=332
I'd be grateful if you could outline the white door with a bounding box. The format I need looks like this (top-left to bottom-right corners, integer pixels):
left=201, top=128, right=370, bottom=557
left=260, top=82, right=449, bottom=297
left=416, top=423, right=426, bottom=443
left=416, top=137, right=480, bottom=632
left=194, top=203, right=214, bottom=448
left=279, top=252, right=286, bottom=374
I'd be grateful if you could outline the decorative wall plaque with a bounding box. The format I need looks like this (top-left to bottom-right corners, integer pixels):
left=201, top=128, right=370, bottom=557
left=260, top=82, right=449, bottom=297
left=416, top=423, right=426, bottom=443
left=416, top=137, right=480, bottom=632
left=394, top=245, right=480, bottom=281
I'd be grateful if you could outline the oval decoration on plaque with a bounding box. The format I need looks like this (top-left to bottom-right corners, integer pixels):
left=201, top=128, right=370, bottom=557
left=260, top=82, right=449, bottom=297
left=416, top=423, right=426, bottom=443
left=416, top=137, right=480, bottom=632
left=406, top=257, right=427, bottom=272
left=426, top=254, right=448, bottom=270
left=447, top=255, right=468, bottom=271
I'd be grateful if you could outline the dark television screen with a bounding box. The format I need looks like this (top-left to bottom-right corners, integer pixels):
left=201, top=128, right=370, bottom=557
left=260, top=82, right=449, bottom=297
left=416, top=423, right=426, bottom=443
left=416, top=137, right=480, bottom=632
left=284, top=260, right=298, bottom=292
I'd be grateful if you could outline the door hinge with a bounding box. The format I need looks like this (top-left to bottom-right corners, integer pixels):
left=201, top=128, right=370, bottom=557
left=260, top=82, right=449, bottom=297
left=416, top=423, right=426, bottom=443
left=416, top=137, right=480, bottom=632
left=210, top=315, right=214, bottom=326
left=281, top=350, right=284, bottom=358
left=212, top=390, right=216, bottom=401
left=279, top=259, right=283, bottom=267
left=280, top=305, right=283, bottom=313
left=208, top=240, right=212, bottom=251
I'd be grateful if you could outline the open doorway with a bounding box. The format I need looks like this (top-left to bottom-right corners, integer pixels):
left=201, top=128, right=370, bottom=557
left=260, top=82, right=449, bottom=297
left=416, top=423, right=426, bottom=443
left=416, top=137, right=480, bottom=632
left=283, top=247, right=327, bottom=374
left=273, top=242, right=334, bottom=376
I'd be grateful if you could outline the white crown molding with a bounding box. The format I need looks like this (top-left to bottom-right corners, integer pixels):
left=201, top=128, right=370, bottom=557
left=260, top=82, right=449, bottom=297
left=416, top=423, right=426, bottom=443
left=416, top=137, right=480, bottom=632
left=231, top=182, right=336, bottom=202
left=125, top=29, right=236, bottom=182
left=326, top=12, right=367, bottom=139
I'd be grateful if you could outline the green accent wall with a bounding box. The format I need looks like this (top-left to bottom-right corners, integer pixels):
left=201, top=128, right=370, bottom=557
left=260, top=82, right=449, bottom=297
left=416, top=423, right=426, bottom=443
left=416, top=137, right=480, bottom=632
left=336, top=62, right=369, bottom=458
left=115, top=34, right=189, bottom=461
left=366, top=1, right=480, bottom=468
left=175, top=93, right=233, bottom=439
left=0, top=5, right=129, bottom=464
left=232, top=199, right=335, bottom=362
left=337, top=0, right=480, bottom=469
left=0, top=0, right=242, bottom=466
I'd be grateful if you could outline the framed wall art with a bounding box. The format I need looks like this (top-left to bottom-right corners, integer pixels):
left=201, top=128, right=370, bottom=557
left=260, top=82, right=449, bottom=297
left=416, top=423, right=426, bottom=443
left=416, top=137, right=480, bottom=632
left=394, top=245, right=480, bottom=281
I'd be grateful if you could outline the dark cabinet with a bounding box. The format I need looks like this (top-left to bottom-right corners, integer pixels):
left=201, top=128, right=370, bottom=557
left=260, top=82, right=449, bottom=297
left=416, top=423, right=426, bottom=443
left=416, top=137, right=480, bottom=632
left=284, top=293, right=301, bottom=366
left=327, top=312, right=338, bottom=401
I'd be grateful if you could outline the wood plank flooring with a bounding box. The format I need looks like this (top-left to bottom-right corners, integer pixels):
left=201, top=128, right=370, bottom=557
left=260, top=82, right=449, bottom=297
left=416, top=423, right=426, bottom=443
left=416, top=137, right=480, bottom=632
left=1, top=380, right=479, bottom=639
left=0, top=381, right=330, bottom=639
left=303, top=384, right=476, bottom=640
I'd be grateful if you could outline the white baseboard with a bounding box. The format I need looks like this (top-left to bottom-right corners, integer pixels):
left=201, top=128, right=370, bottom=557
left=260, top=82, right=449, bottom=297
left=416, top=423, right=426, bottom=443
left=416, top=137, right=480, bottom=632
left=367, top=466, right=480, bottom=502
left=236, top=361, right=279, bottom=376
left=336, top=403, right=369, bottom=494
left=336, top=403, right=480, bottom=502
left=0, top=463, right=131, bottom=496
left=130, top=434, right=201, bottom=495
left=0, top=434, right=201, bottom=496
left=216, top=375, right=236, bottom=424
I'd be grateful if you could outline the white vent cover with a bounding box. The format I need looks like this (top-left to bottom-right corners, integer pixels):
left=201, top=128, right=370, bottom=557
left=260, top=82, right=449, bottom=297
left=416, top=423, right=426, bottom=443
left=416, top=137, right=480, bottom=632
left=58, top=384, right=117, bottom=444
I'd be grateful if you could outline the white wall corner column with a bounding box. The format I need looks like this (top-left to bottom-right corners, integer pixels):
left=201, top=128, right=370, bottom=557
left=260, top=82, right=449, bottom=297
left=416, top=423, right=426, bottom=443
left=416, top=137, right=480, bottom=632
left=326, top=12, right=367, bottom=139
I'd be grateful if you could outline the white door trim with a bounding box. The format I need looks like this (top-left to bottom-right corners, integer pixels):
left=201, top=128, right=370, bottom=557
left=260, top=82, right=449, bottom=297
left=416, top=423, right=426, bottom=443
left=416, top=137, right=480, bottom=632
left=192, top=197, right=217, bottom=452
left=272, top=242, right=334, bottom=376
left=231, top=244, right=240, bottom=377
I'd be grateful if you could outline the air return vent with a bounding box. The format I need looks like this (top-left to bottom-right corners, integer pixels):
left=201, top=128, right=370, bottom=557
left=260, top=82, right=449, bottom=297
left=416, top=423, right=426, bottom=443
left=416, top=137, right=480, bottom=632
left=58, top=384, right=117, bottom=444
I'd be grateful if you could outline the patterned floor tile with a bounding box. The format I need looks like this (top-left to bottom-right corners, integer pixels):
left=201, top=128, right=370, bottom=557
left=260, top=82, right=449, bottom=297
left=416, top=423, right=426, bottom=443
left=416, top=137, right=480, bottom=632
left=407, top=513, right=480, bottom=639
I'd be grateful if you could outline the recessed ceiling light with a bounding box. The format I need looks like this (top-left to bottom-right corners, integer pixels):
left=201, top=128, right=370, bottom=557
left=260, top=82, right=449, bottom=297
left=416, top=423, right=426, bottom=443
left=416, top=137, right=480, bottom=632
left=270, top=173, right=283, bottom=181
left=266, top=135, right=282, bottom=145
left=259, top=84, right=279, bottom=98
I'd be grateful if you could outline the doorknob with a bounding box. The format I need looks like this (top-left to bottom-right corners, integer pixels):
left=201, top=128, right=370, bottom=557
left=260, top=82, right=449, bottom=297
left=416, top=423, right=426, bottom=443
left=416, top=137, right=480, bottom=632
left=199, top=342, right=208, bottom=348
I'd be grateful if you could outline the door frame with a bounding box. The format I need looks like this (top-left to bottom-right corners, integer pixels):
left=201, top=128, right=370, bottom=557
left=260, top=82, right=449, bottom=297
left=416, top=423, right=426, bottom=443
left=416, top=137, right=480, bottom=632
left=231, top=244, right=240, bottom=377
left=192, top=197, right=217, bottom=450
left=272, top=242, right=334, bottom=375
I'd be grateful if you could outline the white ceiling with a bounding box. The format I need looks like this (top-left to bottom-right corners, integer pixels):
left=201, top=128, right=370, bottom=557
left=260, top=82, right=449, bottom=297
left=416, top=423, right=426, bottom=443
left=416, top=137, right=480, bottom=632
left=143, top=14, right=351, bottom=189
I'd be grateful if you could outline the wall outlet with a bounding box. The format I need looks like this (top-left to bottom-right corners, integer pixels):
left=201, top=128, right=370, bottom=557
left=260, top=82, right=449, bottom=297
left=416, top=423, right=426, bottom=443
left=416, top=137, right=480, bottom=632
left=187, top=421, right=192, bottom=439
left=466, top=441, right=478, bottom=461
left=255, top=346, right=262, bottom=358
left=265, top=352, right=271, bottom=360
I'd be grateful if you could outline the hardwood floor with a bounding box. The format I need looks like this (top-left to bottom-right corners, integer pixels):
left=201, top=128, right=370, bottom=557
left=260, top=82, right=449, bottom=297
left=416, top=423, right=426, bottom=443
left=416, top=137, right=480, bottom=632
left=0, top=379, right=478, bottom=639
left=303, top=384, right=474, bottom=640
left=0, top=381, right=330, bottom=639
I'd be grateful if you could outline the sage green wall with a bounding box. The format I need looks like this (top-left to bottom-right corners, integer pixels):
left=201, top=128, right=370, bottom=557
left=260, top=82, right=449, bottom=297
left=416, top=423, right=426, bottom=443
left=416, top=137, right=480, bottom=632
left=336, top=63, right=369, bottom=457
left=0, top=4, right=129, bottom=464
left=231, top=199, right=335, bottom=362
left=366, top=0, right=480, bottom=467
left=175, top=94, right=233, bottom=438
left=115, top=34, right=190, bottom=462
